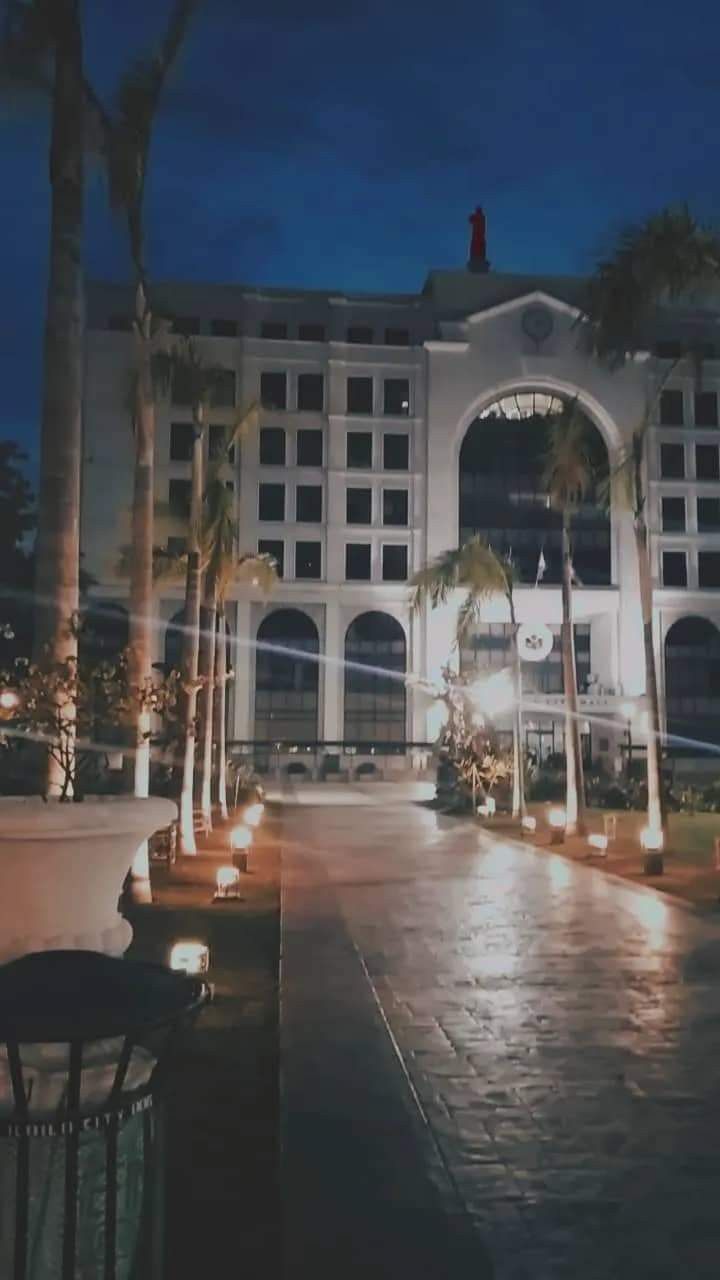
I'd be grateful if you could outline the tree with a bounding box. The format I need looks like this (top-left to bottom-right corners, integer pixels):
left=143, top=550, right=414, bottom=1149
left=2, top=1, right=85, bottom=791
left=0, top=441, right=35, bottom=663
left=411, top=535, right=526, bottom=819
left=199, top=467, right=276, bottom=825
left=542, top=404, right=599, bottom=835
left=583, top=207, right=720, bottom=868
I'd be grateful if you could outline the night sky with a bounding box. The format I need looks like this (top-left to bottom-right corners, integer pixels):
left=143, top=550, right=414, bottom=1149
left=2, top=0, right=720, bottom=478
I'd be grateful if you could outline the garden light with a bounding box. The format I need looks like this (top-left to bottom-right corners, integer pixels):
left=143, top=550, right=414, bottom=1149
left=213, top=865, right=242, bottom=902
left=243, top=802, right=264, bottom=828
left=170, top=941, right=210, bottom=974
left=548, top=806, right=566, bottom=844
left=477, top=797, right=496, bottom=817
left=468, top=668, right=515, bottom=720
left=230, top=824, right=252, bottom=851
left=640, top=826, right=663, bottom=852
left=521, top=815, right=537, bottom=833
left=0, top=688, right=19, bottom=712
left=588, top=833, right=608, bottom=854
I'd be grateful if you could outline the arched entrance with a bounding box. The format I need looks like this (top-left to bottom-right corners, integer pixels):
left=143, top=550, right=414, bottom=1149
left=665, top=616, right=720, bottom=749
left=79, top=601, right=129, bottom=663
left=254, top=609, right=319, bottom=742
left=344, top=611, right=406, bottom=746
left=459, top=392, right=610, bottom=584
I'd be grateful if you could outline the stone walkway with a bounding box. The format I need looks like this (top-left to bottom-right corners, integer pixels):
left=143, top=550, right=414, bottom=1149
left=279, top=787, right=720, bottom=1280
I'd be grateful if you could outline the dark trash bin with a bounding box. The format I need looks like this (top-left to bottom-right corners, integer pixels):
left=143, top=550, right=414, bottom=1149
left=0, top=950, right=210, bottom=1279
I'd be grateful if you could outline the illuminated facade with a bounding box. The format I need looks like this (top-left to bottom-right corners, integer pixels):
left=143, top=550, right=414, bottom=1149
left=81, top=261, right=720, bottom=773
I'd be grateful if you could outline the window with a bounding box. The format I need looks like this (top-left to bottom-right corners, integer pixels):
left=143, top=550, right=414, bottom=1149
left=210, top=370, right=236, bottom=408
left=695, top=391, right=718, bottom=427
left=696, top=444, right=720, bottom=480
left=173, top=316, right=200, bottom=336
left=295, top=541, right=321, bottom=579
left=297, top=429, right=323, bottom=466
left=108, top=314, right=131, bottom=332
left=383, top=378, right=410, bottom=416
left=698, top=497, right=720, bottom=531
left=660, top=444, right=685, bottom=478
left=662, top=551, right=687, bottom=587
left=170, top=422, right=194, bottom=462
left=383, top=434, right=409, bottom=470
left=261, top=321, right=287, bottom=340
left=699, top=552, right=720, bottom=587
left=209, top=423, right=235, bottom=462
left=347, top=325, right=373, bottom=344
left=297, top=373, right=324, bottom=412
left=168, top=479, right=191, bottom=519
left=347, top=432, right=372, bottom=469
left=258, top=483, right=285, bottom=521
left=260, top=371, right=287, bottom=410
left=662, top=497, right=686, bottom=532
left=344, top=612, right=406, bottom=744
left=211, top=318, right=237, bottom=337
left=660, top=389, right=684, bottom=426
left=347, top=377, right=373, bottom=415
left=260, top=427, right=286, bottom=466
left=296, top=485, right=322, bottom=522
left=171, top=365, right=193, bottom=406
left=346, top=487, right=372, bottom=524
left=384, top=327, right=410, bottom=346
left=383, top=489, right=409, bottom=526
left=345, top=544, right=371, bottom=580
left=258, top=539, right=284, bottom=578
left=382, top=545, right=408, bottom=581
left=299, top=323, right=325, bottom=342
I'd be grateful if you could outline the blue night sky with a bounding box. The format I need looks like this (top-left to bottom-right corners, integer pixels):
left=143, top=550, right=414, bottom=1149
left=2, top=0, right=720, bottom=478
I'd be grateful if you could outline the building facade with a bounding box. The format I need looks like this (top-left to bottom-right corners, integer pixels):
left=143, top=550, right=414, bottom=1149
left=81, top=252, right=720, bottom=775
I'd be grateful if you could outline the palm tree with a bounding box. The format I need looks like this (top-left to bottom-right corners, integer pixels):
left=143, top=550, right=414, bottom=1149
left=542, top=404, right=598, bottom=835
left=3, top=2, right=85, bottom=789
left=584, top=207, right=720, bottom=868
left=411, top=535, right=526, bottom=819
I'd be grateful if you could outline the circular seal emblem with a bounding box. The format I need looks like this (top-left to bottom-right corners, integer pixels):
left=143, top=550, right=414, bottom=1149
left=517, top=622, right=554, bottom=663
left=521, top=305, right=554, bottom=345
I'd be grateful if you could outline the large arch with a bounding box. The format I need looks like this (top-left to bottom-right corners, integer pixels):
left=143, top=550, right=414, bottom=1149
left=80, top=600, right=129, bottom=663
left=254, top=608, right=319, bottom=743
left=664, top=616, right=720, bottom=750
left=459, top=390, right=610, bottom=585
left=344, top=611, right=407, bottom=746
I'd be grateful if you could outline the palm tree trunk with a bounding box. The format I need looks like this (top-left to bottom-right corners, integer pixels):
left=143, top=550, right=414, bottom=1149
left=508, top=592, right=526, bottom=820
left=33, top=1, right=84, bottom=794
left=178, top=415, right=204, bottom=854
left=560, top=515, right=586, bottom=835
left=635, top=515, right=666, bottom=862
left=214, top=605, right=229, bottom=819
left=126, top=286, right=155, bottom=900
left=198, top=586, right=217, bottom=831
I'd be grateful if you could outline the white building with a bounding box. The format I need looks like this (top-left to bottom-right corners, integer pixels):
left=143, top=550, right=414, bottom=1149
left=81, top=231, right=720, bottom=778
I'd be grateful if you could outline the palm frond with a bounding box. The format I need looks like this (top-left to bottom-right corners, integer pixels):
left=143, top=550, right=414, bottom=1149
left=582, top=207, right=720, bottom=366
left=456, top=591, right=483, bottom=640
left=116, top=542, right=185, bottom=582
left=542, top=401, right=596, bottom=512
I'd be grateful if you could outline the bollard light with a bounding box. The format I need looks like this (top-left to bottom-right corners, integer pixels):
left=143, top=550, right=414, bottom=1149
left=170, top=941, right=210, bottom=975
left=230, top=824, right=252, bottom=851
left=548, top=806, right=566, bottom=844
left=640, top=826, right=663, bottom=852
left=213, top=865, right=242, bottom=902
left=243, top=802, right=265, bottom=828
left=521, top=815, right=537, bottom=833
left=588, top=832, right=608, bottom=855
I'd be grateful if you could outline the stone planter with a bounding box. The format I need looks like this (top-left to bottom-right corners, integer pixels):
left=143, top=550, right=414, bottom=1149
left=0, top=796, right=176, bottom=964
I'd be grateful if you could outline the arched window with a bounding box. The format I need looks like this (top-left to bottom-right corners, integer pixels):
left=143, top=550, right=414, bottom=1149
left=665, top=616, right=720, bottom=749
left=164, top=608, right=185, bottom=675
left=79, top=601, right=129, bottom=664
left=459, top=394, right=610, bottom=585
left=344, top=612, right=406, bottom=746
left=254, top=609, right=319, bottom=742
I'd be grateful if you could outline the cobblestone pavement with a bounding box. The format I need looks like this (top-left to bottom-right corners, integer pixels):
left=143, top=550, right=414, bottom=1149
left=279, top=791, right=720, bottom=1280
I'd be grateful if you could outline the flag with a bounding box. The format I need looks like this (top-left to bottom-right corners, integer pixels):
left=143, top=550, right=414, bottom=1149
left=535, top=548, right=547, bottom=585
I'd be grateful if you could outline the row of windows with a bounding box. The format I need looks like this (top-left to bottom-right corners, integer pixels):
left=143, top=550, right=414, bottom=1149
left=257, top=483, right=410, bottom=526
left=659, top=442, right=720, bottom=479
left=168, top=478, right=233, bottom=519
left=662, top=550, right=720, bottom=589
left=659, top=389, right=719, bottom=428
left=257, top=372, right=411, bottom=416
left=661, top=496, right=720, bottom=532
left=257, top=539, right=408, bottom=582
left=169, top=422, right=236, bottom=463
left=108, top=315, right=413, bottom=345
left=259, top=428, right=409, bottom=471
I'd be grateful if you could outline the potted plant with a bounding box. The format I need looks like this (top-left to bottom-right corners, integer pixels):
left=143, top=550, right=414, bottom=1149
left=0, top=643, right=179, bottom=964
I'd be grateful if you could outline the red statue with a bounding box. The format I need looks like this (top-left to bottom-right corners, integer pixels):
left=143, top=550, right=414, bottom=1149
left=468, top=206, right=487, bottom=265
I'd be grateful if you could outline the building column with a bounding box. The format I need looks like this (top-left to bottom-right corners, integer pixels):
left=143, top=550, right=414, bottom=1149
left=323, top=601, right=343, bottom=743
left=232, top=600, right=252, bottom=742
